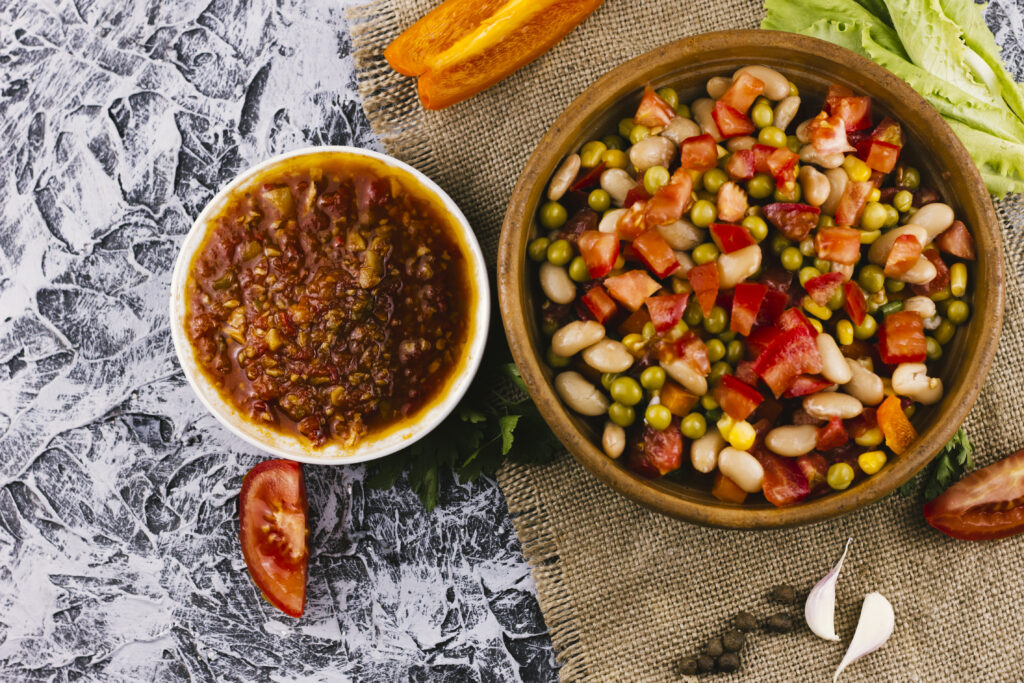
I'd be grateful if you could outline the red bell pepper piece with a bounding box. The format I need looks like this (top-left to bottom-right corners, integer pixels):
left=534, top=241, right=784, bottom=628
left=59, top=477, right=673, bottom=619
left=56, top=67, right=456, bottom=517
left=645, top=293, right=690, bottom=332
left=783, top=374, right=833, bottom=398
left=816, top=417, right=850, bottom=451
left=568, top=161, right=606, bottom=193
left=632, top=229, right=679, bottom=278
left=752, top=322, right=823, bottom=397
left=796, top=452, right=829, bottom=491
left=935, top=220, right=976, bottom=260
left=622, top=184, right=651, bottom=208
left=641, top=423, right=683, bottom=476
left=843, top=281, right=867, bottom=326
left=753, top=447, right=811, bottom=507
left=675, top=331, right=711, bottom=375
left=834, top=180, right=873, bottom=227
left=767, top=147, right=800, bottom=188
left=883, top=233, right=923, bottom=278
left=577, top=230, right=620, bottom=279
left=687, top=262, right=720, bottom=317
left=580, top=285, right=617, bottom=324
left=725, top=148, right=755, bottom=180
left=644, top=169, right=693, bottom=227
left=803, top=271, right=845, bottom=306
left=713, top=374, right=765, bottom=421
left=719, top=72, right=765, bottom=114
left=856, top=139, right=900, bottom=173
left=633, top=85, right=676, bottom=128
left=717, top=181, right=748, bottom=223
left=710, top=223, right=756, bottom=254
left=845, top=406, right=877, bottom=439
left=832, top=95, right=872, bottom=132
left=730, top=282, right=768, bottom=336
left=615, top=200, right=647, bottom=240
left=808, top=112, right=853, bottom=155
left=680, top=134, right=718, bottom=172
left=910, top=248, right=951, bottom=296
left=777, top=308, right=817, bottom=335
left=763, top=203, right=821, bottom=241
left=878, top=311, right=927, bottom=364
left=745, top=326, right=782, bottom=358
left=711, top=101, right=755, bottom=138
left=815, top=227, right=862, bottom=265
left=604, top=270, right=661, bottom=312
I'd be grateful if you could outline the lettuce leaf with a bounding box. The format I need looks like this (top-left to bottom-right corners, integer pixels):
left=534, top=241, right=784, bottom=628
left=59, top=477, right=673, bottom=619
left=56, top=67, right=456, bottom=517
left=762, top=0, right=907, bottom=57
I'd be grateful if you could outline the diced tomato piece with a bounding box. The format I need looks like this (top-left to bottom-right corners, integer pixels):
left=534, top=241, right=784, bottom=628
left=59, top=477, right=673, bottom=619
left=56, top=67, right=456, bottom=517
left=767, top=147, right=800, bottom=188
left=834, top=180, right=873, bottom=227
left=568, top=162, right=606, bottom=193
left=734, top=360, right=760, bottom=387
left=876, top=394, right=917, bottom=455
left=783, top=374, right=833, bottom=398
left=729, top=282, right=768, bottom=336
left=815, top=227, right=861, bottom=265
left=777, top=308, right=816, bottom=335
left=644, top=169, right=693, bottom=227
left=879, top=310, right=927, bottom=364
left=745, top=326, right=782, bottom=358
left=808, top=112, right=852, bottom=155
left=712, top=471, right=748, bottom=504
left=687, top=262, right=720, bottom=317
left=796, top=453, right=829, bottom=491
left=825, top=84, right=854, bottom=112
left=680, top=134, right=719, bottom=172
left=660, top=380, right=699, bottom=417
left=763, top=203, right=821, bottom=241
left=935, top=220, right=976, bottom=261
left=713, top=374, right=764, bottom=421
left=604, top=270, right=660, bottom=311
left=634, top=85, right=676, bottom=128
left=884, top=234, right=923, bottom=278
left=632, top=230, right=679, bottom=278
left=580, top=285, right=617, bottom=324
left=816, top=417, right=849, bottom=451
left=623, top=185, right=651, bottom=208
left=856, top=139, right=899, bottom=173
left=752, top=144, right=775, bottom=173
left=643, top=424, right=683, bottom=476
left=845, top=406, right=877, bottom=439
left=752, top=323, right=823, bottom=397
left=646, top=293, right=690, bottom=332
left=615, top=200, right=647, bottom=240
left=832, top=96, right=872, bottom=132
left=922, top=447, right=1024, bottom=541
left=870, top=117, right=903, bottom=147
left=716, top=182, right=748, bottom=223
left=709, top=223, right=756, bottom=255
left=803, top=271, right=845, bottom=306
left=617, top=307, right=650, bottom=336
left=577, top=230, right=620, bottom=279
left=910, top=248, right=951, bottom=296
left=725, top=149, right=755, bottom=180
left=755, top=286, right=789, bottom=326
left=719, top=73, right=764, bottom=115
left=675, top=331, right=711, bottom=375
left=753, top=448, right=811, bottom=507
left=711, top=101, right=755, bottom=138
left=842, top=281, right=867, bottom=326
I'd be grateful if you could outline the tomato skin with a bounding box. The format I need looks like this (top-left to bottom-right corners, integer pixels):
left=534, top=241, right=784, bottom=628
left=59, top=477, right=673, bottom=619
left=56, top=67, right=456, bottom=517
left=843, top=281, right=868, bottom=326
left=710, top=223, right=756, bottom=254
left=924, top=448, right=1024, bottom=541
left=782, top=374, right=832, bottom=398
left=240, top=459, right=309, bottom=618
left=580, top=285, right=618, bottom=324
left=752, top=321, right=823, bottom=397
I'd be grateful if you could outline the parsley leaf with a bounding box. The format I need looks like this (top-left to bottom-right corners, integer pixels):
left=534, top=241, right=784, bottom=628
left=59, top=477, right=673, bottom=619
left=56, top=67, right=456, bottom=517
left=898, top=427, right=974, bottom=500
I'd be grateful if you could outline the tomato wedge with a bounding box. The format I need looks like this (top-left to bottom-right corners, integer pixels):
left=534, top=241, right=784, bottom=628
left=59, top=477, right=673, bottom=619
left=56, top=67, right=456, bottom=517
left=634, top=85, right=676, bottom=128
left=803, top=271, right=845, bottom=306
left=843, top=281, right=868, bottom=326
left=730, top=282, right=768, bottom=336
left=710, top=223, right=756, bottom=254
left=615, top=200, right=647, bottom=240
left=763, top=203, right=820, bottom=241
left=687, top=262, right=720, bottom=317
left=879, top=310, right=926, bottom=364
left=834, top=180, right=873, bottom=227
left=816, top=416, right=849, bottom=451
left=580, top=285, right=617, bottom=324
left=935, top=220, right=976, bottom=260
left=680, top=134, right=719, bottom=172
left=832, top=95, right=872, bottom=132
left=910, top=248, right=951, bottom=297
left=883, top=234, right=923, bottom=278
left=240, top=460, right=309, bottom=618
left=713, top=374, right=764, bottom=421
left=808, top=112, right=852, bottom=155
left=646, top=293, right=690, bottom=332
left=660, top=380, right=699, bottom=416
left=711, top=101, right=755, bottom=138
left=719, top=72, right=764, bottom=114
left=577, top=230, right=619, bottom=278
left=857, top=139, right=900, bottom=173
left=753, top=448, right=811, bottom=507
left=632, top=229, right=679, bottom=278
left=605, top=270, right=660, bottom=311
left=645, top=169, right=694, bottom=227
left=924, top=448, right=1024, bottom=541
left=725, top=148, right=755, bottom=180
left=815, top=226, right=861, bottom=265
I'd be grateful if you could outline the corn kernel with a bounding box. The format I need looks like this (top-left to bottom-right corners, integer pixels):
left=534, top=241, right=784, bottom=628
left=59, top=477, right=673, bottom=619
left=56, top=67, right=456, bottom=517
left=854, top=427, right=884, bottom=448
left=930, top=286, right=951, bottom=302
left=622, top=333, right=646, bottom=354
left=717, top=414, right=737, bottom=439
left=809, top=318, right=824, bottom=333
left=803, top=296, right=833, bottom=320
left=701, top=394, right=719, bottom=411
left=858, top=450, right=887, bottom=475
left=843, top=155, right=872, bottom=182
left=836, top=320, right=855, bottom=346
left=716, top=144, right=728, bottom=159
left=728, top=420, right=757, bottom=451
left=950, top=263, right=968, bottom=297
left=868, top=188, right=881, bottom=202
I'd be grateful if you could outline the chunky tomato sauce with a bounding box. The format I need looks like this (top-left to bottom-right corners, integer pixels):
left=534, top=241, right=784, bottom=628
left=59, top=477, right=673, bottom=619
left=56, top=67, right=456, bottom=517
left=186, top=153, right=472, bottom=448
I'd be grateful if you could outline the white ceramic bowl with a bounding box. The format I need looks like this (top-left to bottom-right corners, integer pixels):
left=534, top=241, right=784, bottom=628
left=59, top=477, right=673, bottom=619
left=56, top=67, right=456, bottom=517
left=169, top=146, right=489, bottom=465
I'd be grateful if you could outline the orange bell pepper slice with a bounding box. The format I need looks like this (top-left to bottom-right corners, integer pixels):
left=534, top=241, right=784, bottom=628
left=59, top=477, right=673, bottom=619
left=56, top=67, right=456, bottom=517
left=712, top=471, right=748, bottom=504
left=876, top=394, right=917, bottom=455
left=386, top=0, right=604, bottom=110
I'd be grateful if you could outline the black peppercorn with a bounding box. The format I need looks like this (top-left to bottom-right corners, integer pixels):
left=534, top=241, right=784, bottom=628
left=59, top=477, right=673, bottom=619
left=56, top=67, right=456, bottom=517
left=766, top=612, right=794, bottom=633
left=717, top=652, right=740, bottom=672
left=768, top=584, right=797, bottom=604
left=697, top=655, right=716, bottom=673
left=733, top=611, right=758, bottom=632
left=703, top=636, right=724, bottom=658
left=722, top=629, right=745, bottom=652
left=678, top=657, right=698, bottom=676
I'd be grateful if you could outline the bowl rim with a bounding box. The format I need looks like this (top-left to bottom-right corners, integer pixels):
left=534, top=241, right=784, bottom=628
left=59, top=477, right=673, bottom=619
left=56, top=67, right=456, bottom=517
left=170, top=145, right=490, bottom=466
left=497, top=29, right=1005, bottom=528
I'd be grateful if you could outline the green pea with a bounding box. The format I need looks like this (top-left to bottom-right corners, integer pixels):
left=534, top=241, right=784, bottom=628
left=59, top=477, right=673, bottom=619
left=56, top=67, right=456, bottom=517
left=719, top=330, right=737, bottom=343
left=580, top=140, right=607, bottom=168
left=725, top=339, right=745, bottom=365
left=758, top=126, right=787, bottom=148
left=629, top=124, right=651, bottom=145
left=690, top=199, right=717, bottom=228
left=879, top=300, right=903, bottom=316
left=539, top=201, right=567, bottom=229
left=742, top=215, right=768, bottom=242
left=703, top=167, right=729, bottom=194
left=858, top=265, right=885, bottom=293
left=747, top=173, right=774, bottom=200
left=646, top=404, right=673, bottom=431
left=656, top=87, right=679, bottom=109
left=541, top=319, right=559, bottom=337
left=798, top=266, right=822, bottom=287
left=602, top=149, right=629, bottom=169
left=786, top=135, right=801, bottom=153
left=644, top=165, right=671, bottom=196
left=773, top=183, right=801, bottom=203
left=585, top=189, right=610, bottom=213
left=546, top=239, right=573, bottom=266
left=692, top=242, right=720, bottom=265
left=827, top=462, right=855, bottom=490
left=817, top=214, right=835, bottom=229
left=602, top=134, right=626, bottom=151
left=780, top=246, right=803, bottom=271
left=610, top=376, right=643, bottom=406
left=885, top=278, right=905, bottom=293
left=568, top=256, right=590, bottom=282
left=640, top=366, right=666, bottom=390
left=770, top=232, right=790, bottom=256
left=827, top=285, right=846, bottom=311
left=675, top=103, right=692, bottom=118
left=546, top=347, right=571, bottom=368
left=608, top=402, right=635, bottom=427
left=684, top=302, right=703, bottom=327
left=708, top=361, right=732, bottom=385
left=902, top=166, right=921, bottom=190
left=799, top=238, right=817, bottom=257
left=934, top=318, right=956, bottom=345
left=751, top=102, right=773, bottom=129
left=706, top=338, right=726, bottom=363
left=528, top=237, right=550, bottom=262
left=853, top=313, right=878, bottom=340
left=893, top=190, right=914, bottom=213
left=883, top=204, right=900, bottom=228
left=946, top=300, right=970, bottom=325
left=813, top=258, right=831, bottom=273
left=860, top=201, right=888, bottom=231
left=642, top=321, right=657, bottom=340
left=925, top=337, right=942, bottom=360
left=703, top=306, right=728, bottom=334
left=680, top=413, right=706, bottom=439
left=700, top=394, right=719, bottom=411
left=618, top=118, right=635, bottom=139
left=601, top=373, right=619, bottom=390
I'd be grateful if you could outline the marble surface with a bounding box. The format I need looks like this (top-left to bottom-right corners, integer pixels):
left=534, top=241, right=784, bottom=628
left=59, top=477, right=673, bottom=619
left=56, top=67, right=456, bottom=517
left=0, top=1, right=555, bottom=680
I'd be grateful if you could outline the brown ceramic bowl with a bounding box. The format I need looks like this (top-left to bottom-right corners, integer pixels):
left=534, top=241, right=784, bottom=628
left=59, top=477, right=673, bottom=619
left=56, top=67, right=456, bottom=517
left=497, top=30, right=1004, bottom=529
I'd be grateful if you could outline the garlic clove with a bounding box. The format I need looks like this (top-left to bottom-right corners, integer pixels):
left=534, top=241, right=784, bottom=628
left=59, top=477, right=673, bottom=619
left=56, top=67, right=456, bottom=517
left=804, top=538, right=852, bottom=641
left=833, top=592, right=895, bottom=682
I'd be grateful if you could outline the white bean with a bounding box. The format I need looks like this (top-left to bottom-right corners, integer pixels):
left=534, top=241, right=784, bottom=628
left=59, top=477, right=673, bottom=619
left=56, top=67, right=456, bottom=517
left=661, top=358, right=708, bottom=396
left=799, top=165, right=830, bottom=207
left=773, top=95, right=801, bottom=131
left=898, top=256, right=937, bottom=285
left=707, top=76, right=732, bottom=99
left=718, top=448, right=766, bottom=493
left=923, top=314, right=942, bottom=330
left=816, top=333, right=853, bottom=384
left=903, top=296, right=936, bottom=319
left=867, top=225, right=927, bottom=264
left=656, top=219, right=703, bottom=251
left=539, top=263, right=575, bottom=304
left=891, top=362, right=943, bottom=405
left=692, top=98, right=722, bottom=141
left=691, top=432, right=726, bottom=474
left=832, top=262, right=854, bottom=281
left=629, top=135, right=676, bottom=172
left=725, top=136, right=755, bottom=152
left=674, top=251, right=695, bottom=277
left=551, top=320, right=605, bottom=357
left=661, top=117, right=702, bottom=146
left=599, top=208, right=626, bottom=233
left=582, top=338, right=633, bottom=374
left=795, top=118, right=813, bottom=143
left=843, top=358, right=884, bottom=406
left=602, top=422, right=626, bottom=459
left=547, top=154, right=581, bottom=202
left=554, top=372, right=609, bottom=417
left=765, top=425, right=819, bottom=457
left=803, top=392, right=864, bottom=420
left=799, top=144, right=845, bottom=169
left=733, top=65, right=790, bottom=100
left=910, top=202, right=954, bottom=241
left=822, top=168, right=849, bottom=216
left=600, top=168, right=638, bottom=206
left=717, top=244, right=762, bottom=289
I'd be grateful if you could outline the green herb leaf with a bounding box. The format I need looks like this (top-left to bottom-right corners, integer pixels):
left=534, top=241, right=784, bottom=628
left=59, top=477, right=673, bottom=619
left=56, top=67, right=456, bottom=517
left=899, top=427, right=974, bottom=500
left=499, top=414, right=521, bottom=455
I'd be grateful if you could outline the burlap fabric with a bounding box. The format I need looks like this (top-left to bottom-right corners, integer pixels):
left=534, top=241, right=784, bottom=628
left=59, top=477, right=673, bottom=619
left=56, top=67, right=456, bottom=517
left=347, top=1, right=1024, bottom=680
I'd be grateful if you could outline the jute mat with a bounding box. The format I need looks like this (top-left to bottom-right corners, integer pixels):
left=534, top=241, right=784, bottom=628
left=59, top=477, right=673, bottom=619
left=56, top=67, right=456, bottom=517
left=347, top=1, right=1024, bottom=680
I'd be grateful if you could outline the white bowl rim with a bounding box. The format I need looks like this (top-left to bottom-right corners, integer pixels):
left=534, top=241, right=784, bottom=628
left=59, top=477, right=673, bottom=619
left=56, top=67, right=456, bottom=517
left=169, top=145, right=490, bottom=466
